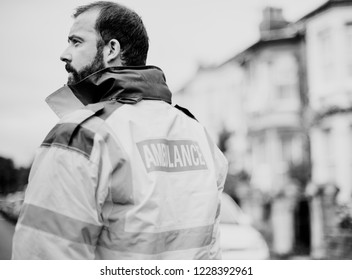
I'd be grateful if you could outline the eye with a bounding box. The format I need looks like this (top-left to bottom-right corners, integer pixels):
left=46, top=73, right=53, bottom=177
left=72, top=40, right=81, bottom=46
left=68, top=37, right=82, bottom=47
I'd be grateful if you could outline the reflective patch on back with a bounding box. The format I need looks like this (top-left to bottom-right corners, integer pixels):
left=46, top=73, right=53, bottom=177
left=137, top=139, right=208, bottom=172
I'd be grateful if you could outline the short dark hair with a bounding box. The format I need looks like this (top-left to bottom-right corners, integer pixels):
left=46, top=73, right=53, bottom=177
left=74, top=1, right=149, bottom=66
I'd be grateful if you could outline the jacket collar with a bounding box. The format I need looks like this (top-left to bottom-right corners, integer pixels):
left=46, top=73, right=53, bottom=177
left=46, top=66, right=172, bottom=118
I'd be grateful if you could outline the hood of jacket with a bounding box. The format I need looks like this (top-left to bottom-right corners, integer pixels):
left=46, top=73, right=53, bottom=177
left=46, top=66, right=172, bottom=118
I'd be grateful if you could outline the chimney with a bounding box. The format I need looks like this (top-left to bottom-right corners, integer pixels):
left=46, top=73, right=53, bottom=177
left=259, top=7, right=290, bottom=38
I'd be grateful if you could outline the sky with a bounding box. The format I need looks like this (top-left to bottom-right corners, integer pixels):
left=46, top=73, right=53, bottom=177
left=0, top=0, right=325, bottom=167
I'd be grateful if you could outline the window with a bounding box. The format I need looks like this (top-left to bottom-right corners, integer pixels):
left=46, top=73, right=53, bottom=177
left=345, top=22, right=352, bottom=77
left=257, top=135, right=266, bottom=164
left=323, top=128, right=335, bottom=182
left=318, top=29, right=333, bottom=80
left=280, top=133, right=293, bottom=163
left=270, top=54, right=298, bottom=101
left=251, top=135, right=266, bottom=165
left=349, top=125, right=352, bottom=175
left=276, top=84, right=296, bottom=100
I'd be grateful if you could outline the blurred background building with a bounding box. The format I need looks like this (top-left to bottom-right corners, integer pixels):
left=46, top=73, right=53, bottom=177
left=174, top=0, right=352, bottom=259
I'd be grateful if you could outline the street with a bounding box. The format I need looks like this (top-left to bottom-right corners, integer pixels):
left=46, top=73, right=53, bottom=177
left=0, top=213, right=15, bottom=260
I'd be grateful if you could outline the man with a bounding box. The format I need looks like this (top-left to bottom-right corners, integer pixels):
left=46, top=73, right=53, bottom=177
left=12, top=1, right=227, bottom=259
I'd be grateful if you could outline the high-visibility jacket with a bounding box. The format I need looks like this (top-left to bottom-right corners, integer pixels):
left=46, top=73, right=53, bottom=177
left=12, top=66, right=228, bottom=259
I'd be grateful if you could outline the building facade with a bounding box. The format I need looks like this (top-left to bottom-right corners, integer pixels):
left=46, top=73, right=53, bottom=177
left=235, top=7, right=306, bottom=195
left=233, top=7, right=309, bottom=256
left=304, top=0, right=352, bottom=203
left=173, top=61, right=248, bottom=173
left=174, top=0, right=352, bottom=259
left=301, top=0, right=352, bottom=259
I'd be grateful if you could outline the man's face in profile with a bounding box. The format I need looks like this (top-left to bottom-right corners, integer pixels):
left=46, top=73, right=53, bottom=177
left=60, top=9, right=106, bottom=85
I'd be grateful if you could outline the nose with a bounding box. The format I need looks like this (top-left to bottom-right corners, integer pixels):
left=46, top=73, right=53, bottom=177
left=60, top=47, right=72, bottom=63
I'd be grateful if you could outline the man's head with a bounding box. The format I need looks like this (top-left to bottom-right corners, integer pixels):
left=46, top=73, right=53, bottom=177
left=60, top=1, right=149, bottom=85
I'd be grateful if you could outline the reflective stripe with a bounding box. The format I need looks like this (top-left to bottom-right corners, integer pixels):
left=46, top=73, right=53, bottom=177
left=41, top=123, right=95, bottom=159
left=97, top=224, right=214, bottom=254
left=19, top=203, right=102, bottom=246
left=95, top=245, right=212, bottom=260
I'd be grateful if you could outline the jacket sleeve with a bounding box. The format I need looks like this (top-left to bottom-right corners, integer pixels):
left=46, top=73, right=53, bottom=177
left=12, top=122, right=108, bottom=260
left=205, top=130, right=228, bottom=259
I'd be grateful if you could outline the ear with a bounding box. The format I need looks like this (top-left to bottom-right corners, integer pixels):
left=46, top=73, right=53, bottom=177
left=104, top=39, right=121, bottom=65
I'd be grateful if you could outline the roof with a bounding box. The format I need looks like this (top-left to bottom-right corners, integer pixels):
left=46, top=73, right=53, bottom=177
left=222, top=28, right=302, bottom=66
left=299, top=0, right=352, bottom=22
left=220, top=7, right=304, bottom=67
left=225, top=0, right=352, bottom=66
left=177, top=1, right=352, bottom=91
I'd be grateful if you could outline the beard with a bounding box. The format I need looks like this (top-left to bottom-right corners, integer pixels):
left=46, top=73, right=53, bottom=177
left=66, top=41, right=105, bottom=85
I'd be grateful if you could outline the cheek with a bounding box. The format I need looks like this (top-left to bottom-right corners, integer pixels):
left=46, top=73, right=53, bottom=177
left=73, top=47, right=98, bottom=69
